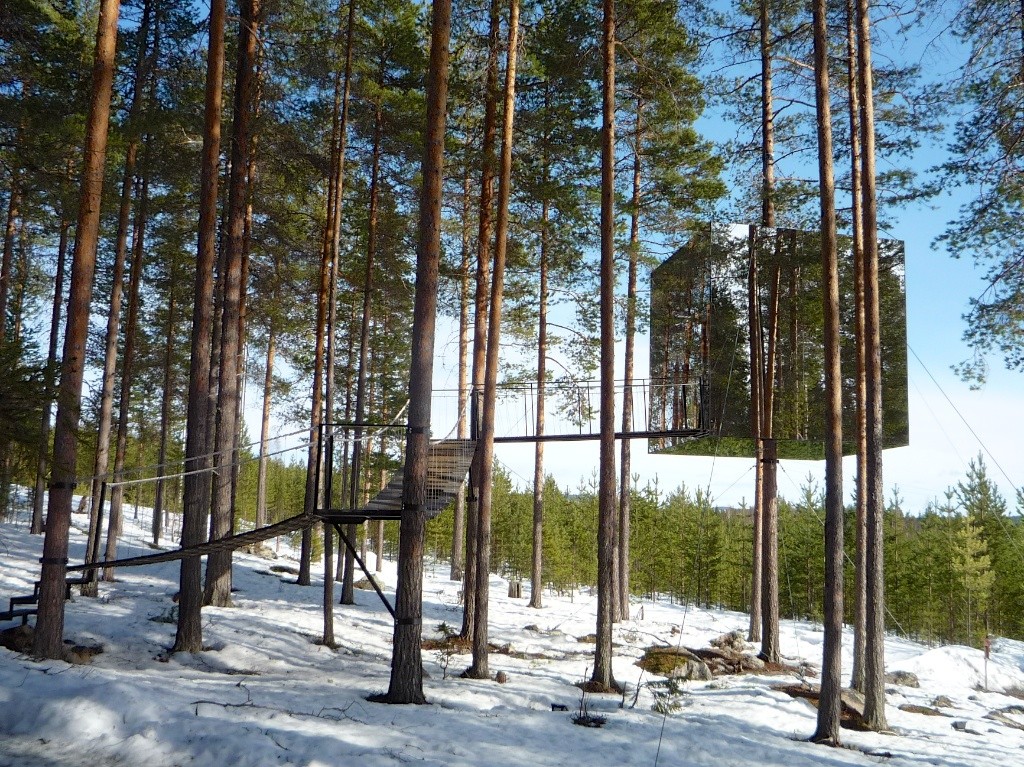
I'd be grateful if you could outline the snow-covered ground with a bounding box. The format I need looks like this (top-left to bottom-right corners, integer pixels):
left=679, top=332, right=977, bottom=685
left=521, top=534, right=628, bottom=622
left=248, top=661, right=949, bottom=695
left=2, top=503, right=1023, bottom=767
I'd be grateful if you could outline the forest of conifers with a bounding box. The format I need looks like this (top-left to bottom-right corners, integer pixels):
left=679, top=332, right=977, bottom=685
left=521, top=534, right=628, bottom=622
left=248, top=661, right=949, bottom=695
left=3, top=0, right=1024, bottom=724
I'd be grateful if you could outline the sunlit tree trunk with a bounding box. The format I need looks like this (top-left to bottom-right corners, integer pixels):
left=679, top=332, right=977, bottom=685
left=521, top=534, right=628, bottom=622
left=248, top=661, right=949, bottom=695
left=104, top=173, right=149, bottom=581
left=34, top=0, right=121, bottom=660
left=618, top=96, right=643, bottom=622
left=811, top=0, right=844, bottom=742
left=856, top=0, right=888, bottom=731
left=85, top=0, right=154, bottom=591
left=380, top=0, right=451, bottom=705
left=451, top=172, right=473, bottom=582
left=32, top=215, right=70, bottom=535
left=592, top=0, right=618, bottom=691
left=760, top=259, right=781, bottom=664
left=205, top=0, right=260, bottom=607
left=345, top=97, right=383, bottom=607
left=173, top=0, right=226, bottom=653
left=747, top=225, right=763, bottom=642
left=529, top=194, right=549, bottom=610
left=153, top=267, right=176, bottom=544
left=461, top=0, right=501, bottom=643
left=0, top=178, right=18, bottom=341
left=470, top=0, right=520, bottom=680
left=847, top=0, right=868, bottom=694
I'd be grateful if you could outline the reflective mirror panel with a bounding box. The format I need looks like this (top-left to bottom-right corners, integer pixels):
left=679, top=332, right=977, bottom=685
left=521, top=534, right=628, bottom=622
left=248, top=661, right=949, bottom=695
left=648, top=224, right=908, bottom=459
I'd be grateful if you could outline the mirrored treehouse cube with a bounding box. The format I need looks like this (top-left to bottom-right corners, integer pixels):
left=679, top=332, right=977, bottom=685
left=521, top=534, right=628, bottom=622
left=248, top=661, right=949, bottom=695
left=649, top=224, right=908, bottom=460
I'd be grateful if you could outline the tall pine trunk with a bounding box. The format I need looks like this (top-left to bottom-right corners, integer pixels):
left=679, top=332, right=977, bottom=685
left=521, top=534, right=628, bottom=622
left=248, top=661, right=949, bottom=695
left=856, top=0, right=888, bottom=731
left=811, top=0, right=844, bottom=742
left=153, top=267, right=177, bottom=544
left=618, top=96, right=644, bottom=622
left=173, top=0, right=226, bottom=654
left=592, top=0, right=618, bottom=692
left=746, top=224, right=763, bottom=642
left=255, top=323, right=275, bottom=529
left=205, top=0, right=260, bottom=607
left=31, top=215, right=70, bottom=535
left=104, top=173, right=149, bottom=581
left=33, top=0, right=121, bottom=660
left=380, top=0, right=451, bottom=705
left=529, top=193, right=549, bottom=610
left=470, top=0, right=520, bottom=680
left=847, top=0, right=868, bottom=694
left=345, top=98, right=383, bottom=606
left=461, top=0, right=501, bottom=643
left=451, top=171, right=473, bottom=582
left=85, top=0, right=154, bottom=589
left=328, top=0, right=357, bottom=603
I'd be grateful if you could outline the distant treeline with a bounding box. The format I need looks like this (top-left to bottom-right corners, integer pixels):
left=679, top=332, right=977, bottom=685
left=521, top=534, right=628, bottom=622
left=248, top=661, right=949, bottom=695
left=59, top=428, right=1022, bottom=648
left=415, top=456, right=1023, bottom=648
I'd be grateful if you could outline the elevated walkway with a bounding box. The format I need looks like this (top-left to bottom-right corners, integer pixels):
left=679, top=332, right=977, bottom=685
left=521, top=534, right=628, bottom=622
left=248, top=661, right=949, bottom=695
left=53, top=437, right=474, bottom=575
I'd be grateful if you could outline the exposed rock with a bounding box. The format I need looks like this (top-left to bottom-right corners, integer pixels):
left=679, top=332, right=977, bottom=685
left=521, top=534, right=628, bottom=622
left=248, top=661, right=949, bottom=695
left=932, top=695, right=955, bottom=709
left=637, top=646, right=712, bottom=681
left=245, top=544, right=276, bottom=559
left=886, top=670, right=920, bottom=688
left=710, top=630, right=748, bottom=654
left=743, top=655, right=766, bottom=671
left=952, top=720, right=988, bottom=734
left=899, top=704, right=947, bottom=716
left=985, top=706, right=1024, bottom=732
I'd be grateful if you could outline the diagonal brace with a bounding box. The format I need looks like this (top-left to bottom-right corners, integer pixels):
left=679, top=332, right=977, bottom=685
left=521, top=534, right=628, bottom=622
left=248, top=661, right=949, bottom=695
left=333, top=523, right=396, bottom=621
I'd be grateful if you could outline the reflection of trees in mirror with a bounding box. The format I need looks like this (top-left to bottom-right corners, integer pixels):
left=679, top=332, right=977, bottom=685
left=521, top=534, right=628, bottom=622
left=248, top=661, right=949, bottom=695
left=649, top=225, right=908, bottom=458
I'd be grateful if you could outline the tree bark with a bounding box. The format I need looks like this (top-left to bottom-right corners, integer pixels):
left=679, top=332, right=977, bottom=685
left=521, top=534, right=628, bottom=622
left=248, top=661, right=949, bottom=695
left=104, top=173, right=149, bottom=581
left=856, top=0, right=888, bottom=732
left=173, top=0, right=226, bottom=654
left=469, top=0, right=520, bottom=680
left=451, top=172, right=473, bottom=582
left=592, top=0, right=618, bottom=691
left=153, top=269, right=176, bottom=544
left=529, top=196, right=549, bottom=610
left=847, top=0, right=868, bottom=694
left=618, top=96, right=643, bottom=622
left=760, top=261, right=782, bottom=664
left=345, top=96, right=383, bottom=606
left=747, top=225, right=763, bottom=642
left=461, top=0, right=501, bottom=643
left=0, top=173, right=19, bottom=342
left=255, top=324, right=275, bottom=529
left=205, top=0, right=260, bottom=607
left=33, top=0, right=121, bottom=660
left=380, top=0, right=450, bottom=705
left=328, top=0, right=357, bottom=602
left=85, top=0, right=154, bottom=588
left=811, top=0, right=844, bottom=743
left=32, top=216, right=70, bottom=535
